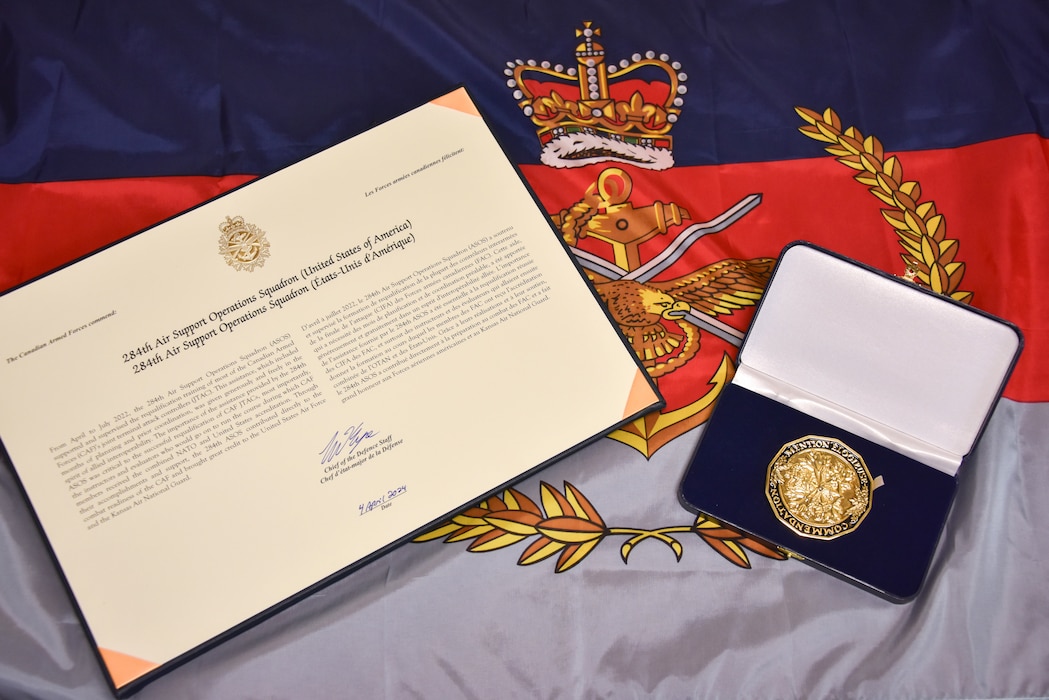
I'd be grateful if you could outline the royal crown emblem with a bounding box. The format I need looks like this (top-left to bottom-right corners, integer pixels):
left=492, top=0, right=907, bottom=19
left=505, top=22, right=686, bottom=170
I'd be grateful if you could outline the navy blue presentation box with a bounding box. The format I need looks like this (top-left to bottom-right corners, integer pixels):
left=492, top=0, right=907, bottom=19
left=680, top=242, right=1023, bottom=601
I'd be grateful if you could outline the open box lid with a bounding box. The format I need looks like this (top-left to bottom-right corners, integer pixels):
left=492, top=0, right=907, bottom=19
left=734, top=242, right=1023, bottom=476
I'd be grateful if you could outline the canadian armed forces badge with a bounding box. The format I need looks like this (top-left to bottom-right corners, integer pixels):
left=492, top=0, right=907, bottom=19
left=219, top=215, right=270, bottom=272
left=506, top=22, right=772, bottom=456
left=417, top=21, right=972, bottom=576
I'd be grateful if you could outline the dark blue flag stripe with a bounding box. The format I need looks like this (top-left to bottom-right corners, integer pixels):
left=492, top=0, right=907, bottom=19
left=1, top=1, right=1047, bottom=183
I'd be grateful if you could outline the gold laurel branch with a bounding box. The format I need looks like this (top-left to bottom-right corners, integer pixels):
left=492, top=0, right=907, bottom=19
left=412, top=482, right=787, bottom=572
left=795, top=106, right=972, bottom=304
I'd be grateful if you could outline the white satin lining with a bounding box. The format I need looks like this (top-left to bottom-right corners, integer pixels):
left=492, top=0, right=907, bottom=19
left=733, top=364, right=963, bottom=475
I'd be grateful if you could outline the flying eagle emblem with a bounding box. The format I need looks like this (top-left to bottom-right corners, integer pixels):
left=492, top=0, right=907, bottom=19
left=593, top=257, right=775, bottom=377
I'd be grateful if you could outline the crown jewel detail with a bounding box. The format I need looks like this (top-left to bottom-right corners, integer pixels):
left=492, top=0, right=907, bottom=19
left=506, top=22, right=686, bottom=170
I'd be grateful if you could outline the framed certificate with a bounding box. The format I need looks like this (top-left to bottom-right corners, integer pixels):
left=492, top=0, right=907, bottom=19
left=0, top=87, right=662, bottom=695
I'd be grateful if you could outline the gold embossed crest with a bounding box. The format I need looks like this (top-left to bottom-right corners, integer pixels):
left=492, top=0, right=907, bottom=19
left=219, top=215, right=270, bottom=271
left=766, top=436, right=873, bottom=540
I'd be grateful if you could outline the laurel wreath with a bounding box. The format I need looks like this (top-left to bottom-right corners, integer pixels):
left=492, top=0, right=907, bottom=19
left=413, top=482, right=786, bottom=572
left=795, top=106, right=972, bottom=303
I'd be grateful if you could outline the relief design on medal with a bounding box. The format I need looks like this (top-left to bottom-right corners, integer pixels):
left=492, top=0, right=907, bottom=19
left=766, top=435, right=875, bottom=540
left=219, top=215, right=270, bottom=272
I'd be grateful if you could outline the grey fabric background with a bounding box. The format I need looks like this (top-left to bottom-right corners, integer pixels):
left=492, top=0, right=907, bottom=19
left=1, top=400, right=1046, bottom=699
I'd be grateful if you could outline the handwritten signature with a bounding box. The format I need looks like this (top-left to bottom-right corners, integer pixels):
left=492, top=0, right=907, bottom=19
left=318, top=421, right=378, bottom=465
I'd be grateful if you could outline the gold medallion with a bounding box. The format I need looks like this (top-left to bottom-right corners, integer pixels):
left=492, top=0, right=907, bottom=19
left=219, top=215, right=270, bottom=272
left=766, top=435, right=875, bottom=540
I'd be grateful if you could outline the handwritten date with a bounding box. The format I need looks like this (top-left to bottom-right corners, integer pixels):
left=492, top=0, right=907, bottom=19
left=359, top=485, right=407, bottom=516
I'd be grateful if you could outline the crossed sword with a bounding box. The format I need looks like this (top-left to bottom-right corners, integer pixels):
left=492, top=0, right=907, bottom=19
left=569, top=194, right=763, bottom=347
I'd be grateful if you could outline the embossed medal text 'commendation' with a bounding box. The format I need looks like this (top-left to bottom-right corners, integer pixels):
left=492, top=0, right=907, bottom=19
left=0, top=87, right=661, bottom=696
left=766, top=436, right=880, bottom=540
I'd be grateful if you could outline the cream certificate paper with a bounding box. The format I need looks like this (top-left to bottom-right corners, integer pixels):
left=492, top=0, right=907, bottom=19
left=0, top=88, right=660, bottom=694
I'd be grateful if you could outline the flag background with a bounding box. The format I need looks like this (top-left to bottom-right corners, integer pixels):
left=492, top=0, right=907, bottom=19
left=1, top=2, right=1047, bottom=698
